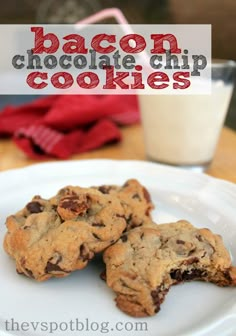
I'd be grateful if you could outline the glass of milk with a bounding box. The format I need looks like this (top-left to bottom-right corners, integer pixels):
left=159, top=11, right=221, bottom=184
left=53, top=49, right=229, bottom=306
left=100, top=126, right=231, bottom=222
left=139, top=60, right=235, bottom=171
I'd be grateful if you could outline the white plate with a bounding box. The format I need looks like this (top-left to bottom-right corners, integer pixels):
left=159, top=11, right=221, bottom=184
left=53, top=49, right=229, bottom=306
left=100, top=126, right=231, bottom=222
left=0, top=160, right=236, bottom=336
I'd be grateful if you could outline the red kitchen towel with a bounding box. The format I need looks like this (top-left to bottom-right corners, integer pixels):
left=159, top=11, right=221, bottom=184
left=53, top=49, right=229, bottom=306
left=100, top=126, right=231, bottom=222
left=0, top=95, right=139, bottom=159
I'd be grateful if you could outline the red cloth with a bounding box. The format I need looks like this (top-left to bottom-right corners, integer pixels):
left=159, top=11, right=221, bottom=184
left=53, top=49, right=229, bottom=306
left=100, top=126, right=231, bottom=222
left=0, top=95, right=139, bottom=159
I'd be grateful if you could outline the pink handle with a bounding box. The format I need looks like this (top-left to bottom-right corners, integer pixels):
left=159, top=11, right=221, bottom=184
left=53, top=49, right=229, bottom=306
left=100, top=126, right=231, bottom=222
left=77, top=8, right=129, bottom=25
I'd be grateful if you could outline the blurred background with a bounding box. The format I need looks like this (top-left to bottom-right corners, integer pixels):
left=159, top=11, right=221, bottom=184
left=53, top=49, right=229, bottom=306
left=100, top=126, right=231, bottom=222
left=0, top=0, right=235, bottom=129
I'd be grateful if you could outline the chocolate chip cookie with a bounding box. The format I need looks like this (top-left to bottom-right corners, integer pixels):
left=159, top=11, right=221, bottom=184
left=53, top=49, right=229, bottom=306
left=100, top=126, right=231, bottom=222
left=94, top=179, right=154, bottom=230
left=4, top=187, right=127, bottom=281
left=103, top=220, right=236, bottom=317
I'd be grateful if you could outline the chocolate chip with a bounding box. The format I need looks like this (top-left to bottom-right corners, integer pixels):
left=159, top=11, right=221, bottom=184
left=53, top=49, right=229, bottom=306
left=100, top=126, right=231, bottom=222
left=224, top=270, right=233, bottom=282
left=170, top=269, right=183, bottom=282
left=151, top=290, right=161, bottom=311
left=44, top=253, right=65, bottom=273
left=132, top=193, right=141, bottom=200
left=58, top=194, right=91, bottom=219
left=100, top=269, right=106, bottom=281
left=176, top=239, right=185, bottom=244
left=121, top=235, right=128, bottom=242
left=60, top=196, right=84, bottom=211
left=184, top=269, right=206, bottom=280
left=92, top=223, right=105, bottom=227
left=26, top=201, right=43, bottom=214
left=17, top=268, right=35, bottom=279
left=142, top=187, right=151, bottom=203
left=188, top=247, right=197, bottom=256
left=130, top=222, right=142, bottom=229
left=80, top=244, right=94, bottom=262
left=154, top=307, right=160, bottom=313
left=45, top=261, right=67, bottom=273
left=92, top=233, right=101, bottom=240
left=97, top=186, right=113, bottom=194
left=24, top=268, right=35, bottom=279
left=140, top=233, right=144, bottom=240
left=171, top=268, right=206, bottom=281
left=151, top=290, right=160, bottom=300
left=196, top=234, right=203, bottom=242
left=61, top=195, right=89, bottom=211
left=80, top=244, right=88, bottom=262
left=126, top=214, right=133, bottom=223
left=23, top=226, right=30, bottom=230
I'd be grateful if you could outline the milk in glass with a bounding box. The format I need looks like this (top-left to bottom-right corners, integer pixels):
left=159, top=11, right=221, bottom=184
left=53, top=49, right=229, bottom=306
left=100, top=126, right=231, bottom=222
left=139, top=82, right=233, bottom=166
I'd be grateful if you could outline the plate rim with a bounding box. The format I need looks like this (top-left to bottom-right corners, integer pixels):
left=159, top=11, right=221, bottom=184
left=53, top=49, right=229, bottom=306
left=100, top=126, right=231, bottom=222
left=0, top=158, right=235, bottom=188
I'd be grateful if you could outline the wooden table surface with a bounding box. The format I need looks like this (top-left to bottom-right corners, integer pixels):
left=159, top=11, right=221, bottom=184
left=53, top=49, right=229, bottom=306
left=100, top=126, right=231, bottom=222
left=0, top=124, right=236, bottom=183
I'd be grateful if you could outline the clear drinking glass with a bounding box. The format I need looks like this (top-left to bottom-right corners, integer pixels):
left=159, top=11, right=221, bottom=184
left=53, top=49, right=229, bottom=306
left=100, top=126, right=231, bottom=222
left=139, top=60, right=235, bottom=171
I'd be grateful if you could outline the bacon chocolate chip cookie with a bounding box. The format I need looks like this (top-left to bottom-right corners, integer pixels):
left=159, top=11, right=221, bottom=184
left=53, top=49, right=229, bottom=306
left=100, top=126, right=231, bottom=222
left=4, top=187, right=127, bottom=281
left=103, top=220, right=236, bottom=317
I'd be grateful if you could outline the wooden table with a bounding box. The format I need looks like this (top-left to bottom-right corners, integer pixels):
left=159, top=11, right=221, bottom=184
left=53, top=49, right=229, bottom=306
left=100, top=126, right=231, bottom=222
left=0, top=125, right=236, bottom=183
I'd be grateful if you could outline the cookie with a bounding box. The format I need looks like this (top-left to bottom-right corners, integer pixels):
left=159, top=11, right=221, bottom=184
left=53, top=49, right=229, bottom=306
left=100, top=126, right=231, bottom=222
left=4, top=187, right=127, bottom=281
left=94, top=179, right=154, bottom=230
left=103, top=220, right=236, bottom=317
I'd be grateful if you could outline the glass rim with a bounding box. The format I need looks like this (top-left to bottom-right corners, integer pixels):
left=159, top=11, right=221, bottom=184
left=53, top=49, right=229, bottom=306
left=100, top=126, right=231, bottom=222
left=212, top=59, right=236, bottom=68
